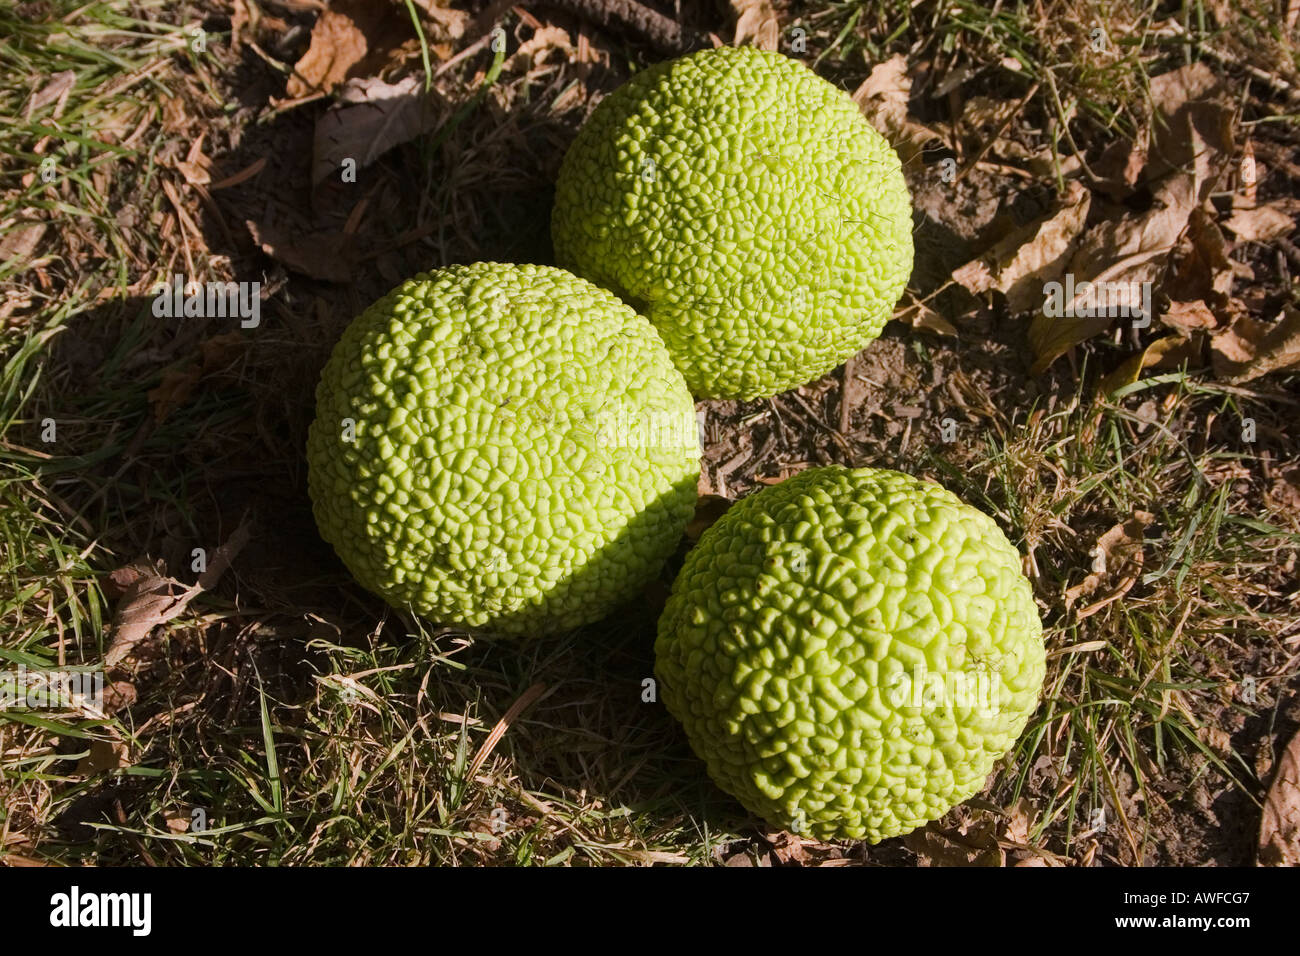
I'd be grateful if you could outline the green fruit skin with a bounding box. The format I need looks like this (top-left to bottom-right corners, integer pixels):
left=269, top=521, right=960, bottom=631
left=655, top=466, right=1045, bottom=842
left=552, top=46, right=914, bottom=401
left=307, top=262, right=701, bottom=637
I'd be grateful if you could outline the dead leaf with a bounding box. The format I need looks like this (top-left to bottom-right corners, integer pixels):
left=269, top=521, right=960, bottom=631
left=1197, top=724, right=1233, bottom=756
left=954, top=179, right=1090, bottom=313
left=764, top=831, right=810, bottom=864
left=1161, top=299, right=1219, bottom=335
left=898, top=300, right=959, bottom=336
left=1223, top=203, right=1296, bottom=242
left=1169, top=208, right=1233, bottom=308
left=103, top=522, right=250, bottom=668
left=1210, top=306, right=1300, bottom=382
left=26, top=70, right=75, bottom=119
left=1146, top=62, right=1235, bottom=191
left=905, top=819, right=1005, bottom=866
left=1065, top=510, right=1154, bottom=616
left=286, top=0, right=415, bottom=99
left=102, top=680, right=138, bottom=716
left=164, top=809, right=191, bottom=834
left=75, top=736, right=134, bottom=776
left=1259, top=729, right=1300, bottom=865
left=1092, top=130, right=1149, bottom=193
left=312, top=75, right=444, bottom=184
left=1029, top=178, right=1195, bottom=375
left=408, top=0, right=469, bottom=40
left=1003, top=797, right=1035, bottom=844
left=0, top=221, right=49, bottom=266
left=508, top=25, right=573, bottom=71
left=852, top=54, right=938, bottom=166
left=1240, top=138, right=1258, bottom=205
left=246, top=219, right=354, bottom=282
left=103, top=561, right=186, bottom=668
left=1026, top=64, right=1236, bottom=373
left=732, top=0, right=780, bottom=51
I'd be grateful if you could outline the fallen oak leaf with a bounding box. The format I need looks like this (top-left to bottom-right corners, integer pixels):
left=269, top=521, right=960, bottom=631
left=1029, top=175, right=1198, bottom=375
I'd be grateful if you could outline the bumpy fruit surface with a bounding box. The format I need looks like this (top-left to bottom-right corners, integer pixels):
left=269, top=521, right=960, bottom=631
left=307, top=263, right=700, bottom=637
left=552, top=46, right=913, bottom=400
left=655, top=466, right=1045, bottom=841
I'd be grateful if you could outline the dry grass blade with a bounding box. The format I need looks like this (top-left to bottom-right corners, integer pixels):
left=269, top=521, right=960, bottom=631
left=467, top=681, right=546, bottom=780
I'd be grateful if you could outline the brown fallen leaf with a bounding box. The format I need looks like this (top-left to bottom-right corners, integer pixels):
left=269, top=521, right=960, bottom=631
left=103, top=561, right=186, bottom=668
left=26, top=70, right=76, bottom=119
left=1145, top=61, right=1235, bottom=189
left=312, top=75, right=445, bottom=184
left=0, top=220, right=49, bottom=267
left=1065, top=510, right=1155, bottom=617
left=852, top=54, right=939, bottom=167
left=104, top=522, right=251, bottom=668
left=508, top=25, right=573, bottom=71
left=764, top=830, right=810, bottom=865
left=1169, top=208, right=1233, bottom=309
left=1029, top=176, right=1196, bottom=375
left=1091, top=129, right=1149, bottom=195
left=1027, top=64, right=1235, bottom=374
left=246, top=219, right=355, bottom=282
left=897, top=300, right=959, bottom=337
left=75, top=736, right=135, bottom=777
left=954, top=179, right=1090, bottom=315
left=731, top=0, right=780, bottom=51
left=1161, top=298, right=1219, bottom=335
left=408, top=0, right=469, bottom=40
left=1259, top=729, right=1300, bottom=865
left=905, top=819, right=1004, bottom=867
left=286, top=0, right=415, bottom=99
left=1210, top=305, right=1300, bottom=383
left=1223, top=202, right=1297, bottom=242
left=102, top=680, right=138, bottom=716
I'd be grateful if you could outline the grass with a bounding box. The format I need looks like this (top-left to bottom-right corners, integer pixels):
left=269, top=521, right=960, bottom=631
left=1, top=0, right=1297, bottom=866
